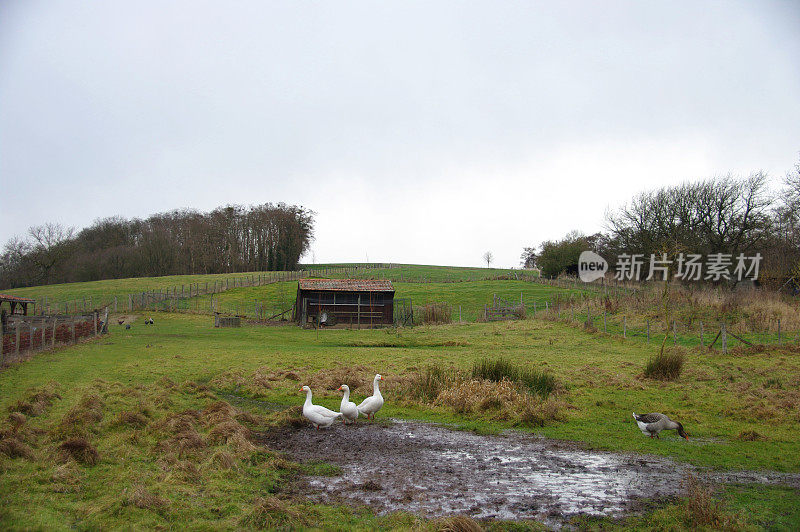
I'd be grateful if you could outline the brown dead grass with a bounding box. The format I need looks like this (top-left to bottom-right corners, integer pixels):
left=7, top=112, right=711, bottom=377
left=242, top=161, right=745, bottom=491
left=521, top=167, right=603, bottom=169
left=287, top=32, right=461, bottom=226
left=682, top=473, right=746, bottom=529
left=308, top=364, right=374, bottom=395
left=124, top=486, right=168, bottom=512
left=6, top=383, right=61, bottom=417
left=116, top=410, right=149, bottom=429
left=0, top=436, right=35, bottom=459
left=58, top=437, right=100, bottom=465
left=206, top=449, right=237, bottom=470
left=52, top=393, right=104, bottom=440
left=434, top=379, right=565, bottom=426
left=264, top=406, right=306, bottom=429
left=240, top=495, right=305, bottom=529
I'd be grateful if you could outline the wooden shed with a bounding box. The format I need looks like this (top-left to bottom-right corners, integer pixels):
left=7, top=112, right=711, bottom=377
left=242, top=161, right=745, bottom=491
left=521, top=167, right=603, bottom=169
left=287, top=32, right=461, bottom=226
left=295, top=279, right=395, bottom=327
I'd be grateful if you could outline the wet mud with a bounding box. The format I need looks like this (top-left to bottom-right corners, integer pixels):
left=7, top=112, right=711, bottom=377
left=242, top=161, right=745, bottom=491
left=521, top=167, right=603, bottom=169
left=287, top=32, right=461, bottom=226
left=260, top=419, right=800, bottom=524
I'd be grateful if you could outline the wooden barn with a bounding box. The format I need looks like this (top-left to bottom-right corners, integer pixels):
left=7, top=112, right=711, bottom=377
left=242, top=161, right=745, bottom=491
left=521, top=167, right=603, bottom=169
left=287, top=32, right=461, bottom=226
left=295, top=279, right=395, bottom=327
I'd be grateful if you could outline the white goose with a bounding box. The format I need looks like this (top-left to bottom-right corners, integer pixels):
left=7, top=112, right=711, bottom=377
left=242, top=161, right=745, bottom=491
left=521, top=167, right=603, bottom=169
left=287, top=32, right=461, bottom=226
left=338, top=384, right=359, bottom=424
left=300, top=385, right=342, bottom=429
left=633, top=412, right=689, bottom=440
left=357, top=374, right=384, bottom=421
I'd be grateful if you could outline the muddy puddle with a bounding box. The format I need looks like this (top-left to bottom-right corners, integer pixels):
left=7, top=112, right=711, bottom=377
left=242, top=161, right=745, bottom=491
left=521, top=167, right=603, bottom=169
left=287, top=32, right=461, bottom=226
left=260, top=419, right=800, bottom=524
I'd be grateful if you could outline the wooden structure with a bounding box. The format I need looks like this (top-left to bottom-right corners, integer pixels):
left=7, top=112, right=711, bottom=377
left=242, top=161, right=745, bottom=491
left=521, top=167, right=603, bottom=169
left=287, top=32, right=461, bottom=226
left=214, top=313, right=241, bottom=328
left=0, top=294, right=35, bottom=316
left=295, top=279, right=395, bottom=327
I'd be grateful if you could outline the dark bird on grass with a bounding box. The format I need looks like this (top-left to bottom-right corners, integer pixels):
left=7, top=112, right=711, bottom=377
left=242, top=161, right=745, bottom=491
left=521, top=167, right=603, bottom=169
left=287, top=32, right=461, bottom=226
left=633, top=412, right=689, bottom=440
left=125, top=324, right=131, bottom=330
left=118, top=319, right=125, bottom=325
left=147, top=318, right=154, bottom=325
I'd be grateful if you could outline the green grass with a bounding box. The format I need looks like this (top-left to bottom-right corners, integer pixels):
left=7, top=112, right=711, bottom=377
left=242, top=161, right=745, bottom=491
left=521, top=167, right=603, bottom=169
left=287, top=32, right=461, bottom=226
left=196, top=278, right=588, bottom=321
left=2, top=308, right=799, bottom=529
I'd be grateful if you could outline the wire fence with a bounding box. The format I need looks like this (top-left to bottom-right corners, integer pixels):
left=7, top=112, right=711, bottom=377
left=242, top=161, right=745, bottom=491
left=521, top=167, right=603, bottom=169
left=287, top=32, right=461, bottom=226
left=1, top=308, right=108, bottom=366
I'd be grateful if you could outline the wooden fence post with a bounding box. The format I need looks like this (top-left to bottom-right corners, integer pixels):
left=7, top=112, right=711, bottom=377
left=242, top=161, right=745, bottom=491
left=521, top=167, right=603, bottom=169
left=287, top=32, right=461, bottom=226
left=721, top=323, right=727, bottom=354
left=646, top=320, right=650, bottom=343
left=603, top=310, right=607, bottom=333
left=700, top=321, right=704, bottom=348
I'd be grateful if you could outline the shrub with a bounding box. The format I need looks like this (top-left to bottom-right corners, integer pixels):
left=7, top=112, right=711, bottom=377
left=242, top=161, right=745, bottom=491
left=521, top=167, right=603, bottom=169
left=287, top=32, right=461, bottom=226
left=644, top=350, right=685, bottom=380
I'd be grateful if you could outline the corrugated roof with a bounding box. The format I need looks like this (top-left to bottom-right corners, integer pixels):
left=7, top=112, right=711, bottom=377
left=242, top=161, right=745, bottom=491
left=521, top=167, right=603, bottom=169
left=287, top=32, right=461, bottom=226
left=0, top=294, right=36, bottom=303
left=298, top=279, right=395, bottom=292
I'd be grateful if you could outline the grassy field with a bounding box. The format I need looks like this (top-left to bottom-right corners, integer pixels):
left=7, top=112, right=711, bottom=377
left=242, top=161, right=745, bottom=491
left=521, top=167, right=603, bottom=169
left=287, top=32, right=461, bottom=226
left=195, top=279, right=588, bottom=322
left=1, top=310, right=799, bottom=529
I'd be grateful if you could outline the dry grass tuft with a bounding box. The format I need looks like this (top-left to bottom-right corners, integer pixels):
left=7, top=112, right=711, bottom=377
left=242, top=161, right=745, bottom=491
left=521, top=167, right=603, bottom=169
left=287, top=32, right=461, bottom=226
left=436, top=515, right=483, bottom=532
left=736, top=429, right=767, bottom=441
left=0, top=436, right=35, bottom=459
left=160, top=429, right=206, bottom=458
left=201, top=401, right=238, bottom=426
left=116, top=410, right=149, bottom=429
left=124, top=486, right=168, bottom=512
left=7, top=412, right=27, bottom=431
left=240, top=495, right=304, bottom=529
left=682, top=473, right=746, bottom=529
left=7, top=383, right=61, bottom=417
left=207, top=449, right=237, bottom=470
left=58, top=437, right=100, bottom=465
left=308, top=364, right=373, bottom=395
left=207, top=420, right=251, bottom=445
left=264, top=406, right=306, bottom=429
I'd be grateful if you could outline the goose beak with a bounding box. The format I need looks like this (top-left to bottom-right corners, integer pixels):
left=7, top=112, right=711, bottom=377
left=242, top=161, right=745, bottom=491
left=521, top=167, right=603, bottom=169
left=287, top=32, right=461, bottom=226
left=337, top=386, right=342, bottom=391
left=380, top=376, right=384, bottom=381
left=685, top=435, right=689, bottom=441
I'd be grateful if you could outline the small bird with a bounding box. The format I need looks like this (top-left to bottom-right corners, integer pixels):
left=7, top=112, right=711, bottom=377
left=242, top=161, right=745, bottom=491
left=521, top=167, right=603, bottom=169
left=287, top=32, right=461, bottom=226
left=338, top=384, right=359, bottom=424
left=357, top=374, right=384, bottom=421
left=633, top=412, right=689, bottom=440
left=125, top=324, right=131, bottom=330
left=147, top=318, right=154, bottom=325
left=300, top=385, right=343, bottom=429
left=118, top=318, right=125, bottom=325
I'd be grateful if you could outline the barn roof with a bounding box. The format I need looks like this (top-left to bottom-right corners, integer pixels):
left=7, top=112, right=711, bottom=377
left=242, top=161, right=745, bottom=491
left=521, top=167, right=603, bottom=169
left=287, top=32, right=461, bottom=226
left=0, top=294, right=35, bottom=304
left=298, top=279, right=395, bottom=292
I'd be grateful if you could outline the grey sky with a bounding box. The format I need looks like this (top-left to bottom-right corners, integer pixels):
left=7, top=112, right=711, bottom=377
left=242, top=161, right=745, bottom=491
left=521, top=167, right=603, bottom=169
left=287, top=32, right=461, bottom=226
left=1, top=1, right=799, bottom=268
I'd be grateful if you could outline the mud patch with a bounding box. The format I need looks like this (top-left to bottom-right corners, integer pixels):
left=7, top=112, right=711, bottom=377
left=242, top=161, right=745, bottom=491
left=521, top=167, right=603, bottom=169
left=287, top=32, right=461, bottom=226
left=260, top=420, right=800, bottom=524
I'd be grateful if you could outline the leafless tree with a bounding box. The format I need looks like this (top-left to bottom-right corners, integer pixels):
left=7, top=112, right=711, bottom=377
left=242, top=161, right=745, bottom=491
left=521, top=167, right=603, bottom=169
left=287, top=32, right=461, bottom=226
left=483, top=251, right=494, bottom=268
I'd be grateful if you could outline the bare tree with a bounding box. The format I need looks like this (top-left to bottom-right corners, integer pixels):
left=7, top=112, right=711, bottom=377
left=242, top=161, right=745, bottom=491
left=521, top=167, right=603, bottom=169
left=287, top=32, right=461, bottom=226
left=483, top=251, right=494, bottom=268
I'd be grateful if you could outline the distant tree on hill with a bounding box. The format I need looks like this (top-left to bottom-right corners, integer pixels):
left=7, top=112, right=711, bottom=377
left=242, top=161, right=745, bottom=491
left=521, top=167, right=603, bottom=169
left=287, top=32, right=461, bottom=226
left=483, top=251, right=494, bottom=268
left=0, top=203, right=315, bottom=289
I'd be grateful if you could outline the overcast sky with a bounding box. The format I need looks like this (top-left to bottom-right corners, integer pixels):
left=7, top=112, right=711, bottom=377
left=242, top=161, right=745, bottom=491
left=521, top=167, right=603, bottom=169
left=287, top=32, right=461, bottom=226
left=1, top=1, right=799, bottom=268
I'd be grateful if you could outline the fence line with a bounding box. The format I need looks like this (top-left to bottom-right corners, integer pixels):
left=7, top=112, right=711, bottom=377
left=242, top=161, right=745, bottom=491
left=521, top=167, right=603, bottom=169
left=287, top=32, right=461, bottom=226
left=1, top=307, right=108, bottom=366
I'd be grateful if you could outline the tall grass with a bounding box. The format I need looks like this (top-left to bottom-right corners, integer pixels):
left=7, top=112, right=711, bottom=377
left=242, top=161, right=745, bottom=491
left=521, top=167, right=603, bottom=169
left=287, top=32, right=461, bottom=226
left=417, top=302, right=452, bottom=324
left=471, top=357, right=556, bottom=397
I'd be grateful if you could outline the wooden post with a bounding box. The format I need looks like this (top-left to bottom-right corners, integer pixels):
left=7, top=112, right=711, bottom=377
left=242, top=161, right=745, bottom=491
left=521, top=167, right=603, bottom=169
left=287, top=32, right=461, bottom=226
left=700, top=321, right=704, bottom=348
left=646, top=320, right=650, bottom=343
left=41, top=316, right=45, bottom=351
left=721, top=323, right=727, bottom=354
left=603, top=311, right=607, bottom=333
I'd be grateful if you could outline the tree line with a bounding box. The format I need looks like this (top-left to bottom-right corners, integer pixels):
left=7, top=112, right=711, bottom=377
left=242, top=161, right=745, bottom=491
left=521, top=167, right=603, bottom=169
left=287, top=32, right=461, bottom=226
left=522, top=160, right=800, bottom=290
left=0, top=203, right=314, bottom=289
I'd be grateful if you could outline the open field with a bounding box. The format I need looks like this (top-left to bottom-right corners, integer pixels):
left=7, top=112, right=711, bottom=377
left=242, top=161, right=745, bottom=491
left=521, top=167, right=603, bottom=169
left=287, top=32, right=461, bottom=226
left=195, top=279, right=588, bottom=322
left=2, top=264, right=529, bottom=312
left=2, top=309, right=799, bottom=529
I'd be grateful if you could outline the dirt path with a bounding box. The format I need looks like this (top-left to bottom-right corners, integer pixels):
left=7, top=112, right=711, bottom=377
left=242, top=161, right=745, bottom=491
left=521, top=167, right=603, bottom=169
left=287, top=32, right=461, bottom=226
left=260, top=419, right=800, bottom=524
